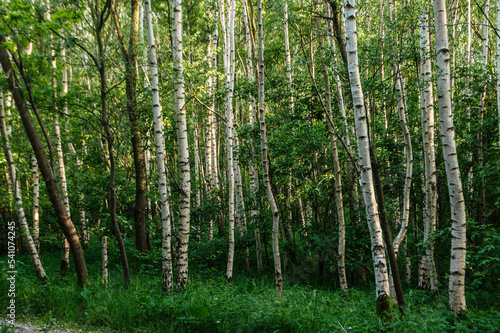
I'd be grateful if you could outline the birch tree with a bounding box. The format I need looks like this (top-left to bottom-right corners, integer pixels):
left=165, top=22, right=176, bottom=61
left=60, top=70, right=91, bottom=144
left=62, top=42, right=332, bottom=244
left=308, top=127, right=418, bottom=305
left=258, top=0, right=283, bottom=295
left=433, top=0, right=467, bottom=314
left=418, top=12, right=438, bottom=291
left=145, top=0, right=173, bottom=291
left=172, top=0, right=191, bottom=289
left=344, top=0, right=391, bottom=317
left=0, top=86, right=48, bottom=283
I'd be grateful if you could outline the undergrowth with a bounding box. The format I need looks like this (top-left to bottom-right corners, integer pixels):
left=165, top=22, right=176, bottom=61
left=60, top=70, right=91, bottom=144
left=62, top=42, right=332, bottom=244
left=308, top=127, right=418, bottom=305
left=1, top=243, right=499, bottom=332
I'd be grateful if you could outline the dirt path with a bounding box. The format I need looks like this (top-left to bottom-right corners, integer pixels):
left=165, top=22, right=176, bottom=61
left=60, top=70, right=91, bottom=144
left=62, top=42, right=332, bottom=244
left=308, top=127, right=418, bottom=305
left=1, top=320, right=99, bottom=333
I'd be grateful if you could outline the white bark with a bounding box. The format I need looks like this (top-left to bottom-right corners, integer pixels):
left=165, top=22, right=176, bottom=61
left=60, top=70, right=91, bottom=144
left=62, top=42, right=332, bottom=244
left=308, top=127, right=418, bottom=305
left=32, top=155, right=40, bottom=254
left=145, top=0, right=173, bottom=292
left=173, top=0, right=191, bottom=289
left=258, top=0, right=283, bottom=295
left=242, top=0, right=263, bottom=271
left=0, top=86, right=48, bottom=282
left=345, top=0, right=390, bottom=302
left=433, top=0, right=467, bottom=314
left=102, top=236, right=108, bottom=286
left=392, top=65, right=412, bottom=257
left=224, top=0, right=236, bottom=282
left=418, top=13, right=438, bottom=291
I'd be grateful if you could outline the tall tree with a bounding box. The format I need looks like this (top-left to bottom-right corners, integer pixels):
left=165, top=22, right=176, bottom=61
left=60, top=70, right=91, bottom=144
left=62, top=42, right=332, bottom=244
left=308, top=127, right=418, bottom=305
left=0, top=36, right=89, bottom=286
left=0, top=86, right=48, bottom=283
left=344, top=0, right=392, bottom=318
left=111, top=0, right=149, bottom=253
left=433, top=0, right=467, bottom=314
left=145, top=0, right=173, bottom=292
left=172, top=0, right=191, bottom=289
left=418, top=12, right=438, bottom=291
left=258, top=0, right=283, bottom=296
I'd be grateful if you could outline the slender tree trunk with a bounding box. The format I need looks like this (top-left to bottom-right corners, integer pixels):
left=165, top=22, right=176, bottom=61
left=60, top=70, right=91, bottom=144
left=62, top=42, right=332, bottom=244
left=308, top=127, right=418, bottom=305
left=476, top=0, right=489, bottom=226
left=32, top=155, right=40, bottom=254
left=433, top=0, right=467, bottom=314
left=242, top=0, right=263, bottom=271
left=173, top=0, right=191, bottom=289
left=0, top=86, right=48, bottom=283
left=418, top=12, right=438, bottom=291
left=145, top=0, right=173, bottom=292
left=344, top=0, right=392, bottom=320
left=102, top=236, right=108, bottom=286
left=258, top=0, right=283, bottom=295
left=222, top=0, right=237, bottom=283
left=392, top=65, right=412, bottom=257
left=95, top=6, right=131, bottom=286
left=111, top=0, right=148, bottom=253
left=0, top=40, right=89, bottom=286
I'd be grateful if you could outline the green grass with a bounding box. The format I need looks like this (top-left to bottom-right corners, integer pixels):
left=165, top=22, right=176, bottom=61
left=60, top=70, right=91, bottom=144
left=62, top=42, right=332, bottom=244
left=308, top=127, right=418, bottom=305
left=1, top=245, right=500, bottom=332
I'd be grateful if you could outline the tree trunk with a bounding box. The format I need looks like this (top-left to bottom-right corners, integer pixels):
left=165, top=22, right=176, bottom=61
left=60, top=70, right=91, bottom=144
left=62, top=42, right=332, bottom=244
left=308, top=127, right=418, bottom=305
left=242, top=0, right=263, bottom=271
left=32, top=155, right=40, bottom=254
left=111, top=0, right=148, bottom=253
left=418, top=12, right=438, bottom=291
left=173, top=0, right=191, bottom=289
left=0, top=39, right=89, bottom=286
left=258, top=0, right=283, bottom=295
left=102, top=236, right=108, bottom=286
left=344, top=0, right=392, bottom=320
left=222, top=0, right=237, bottom=283
left=0, top=86, right=48, bottom=283
left=95, top=4, right=131, bottom=286
left=145, top=0, right=174, bottom=292
left=433, top=0, right=467, bottom=314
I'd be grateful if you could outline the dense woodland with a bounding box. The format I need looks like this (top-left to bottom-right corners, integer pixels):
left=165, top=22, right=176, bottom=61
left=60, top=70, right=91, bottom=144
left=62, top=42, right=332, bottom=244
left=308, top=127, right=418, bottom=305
left=1, top=0, right=500, bottom=331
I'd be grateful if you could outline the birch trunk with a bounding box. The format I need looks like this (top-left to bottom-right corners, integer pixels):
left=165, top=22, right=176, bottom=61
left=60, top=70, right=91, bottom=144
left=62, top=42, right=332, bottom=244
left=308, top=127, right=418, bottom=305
left=102, top=236, right=108, bottom=286
left=323, top=54, right=348, bottom=293
left=258, top=0, right=283, bottom=295
left=32, top=155, right=40, bottom=254
left=433, top=0, right=467, bottom=314
left=223, top=0, right=237, bottom=283
left=242, top=0, right=263, bottom=271
left=418, top=13, right=438, bottom=291
left=392, top=65, right=412, bottom=257
left=145, top=0, right=173, bottom=292
left=344, top=0, right=391, bottom=317
left=0, top=86, right=48, bottom=283
left=173, top=0, right=191, bottom=289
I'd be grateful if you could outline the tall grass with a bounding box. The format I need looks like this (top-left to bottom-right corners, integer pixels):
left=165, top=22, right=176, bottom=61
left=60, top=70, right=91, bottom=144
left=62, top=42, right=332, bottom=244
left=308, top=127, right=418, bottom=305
left=1, top=241, right=499, bottom=332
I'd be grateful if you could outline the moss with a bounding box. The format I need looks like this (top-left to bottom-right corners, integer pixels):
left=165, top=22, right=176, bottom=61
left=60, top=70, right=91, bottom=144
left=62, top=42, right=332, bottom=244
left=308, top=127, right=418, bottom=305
left=376, top=294, right=394, bottom=324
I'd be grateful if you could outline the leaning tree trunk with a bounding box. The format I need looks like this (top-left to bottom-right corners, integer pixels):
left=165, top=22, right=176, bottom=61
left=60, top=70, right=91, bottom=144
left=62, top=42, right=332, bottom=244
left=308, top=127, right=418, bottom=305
left=0, top=39, right=89, bottom=286
left=0, top=86, right=48, bottom=283
left=258, top=0, right=283, bottom=296
left=433, top=0, right=467, bottom=314
left=392, top=64, right=413, bottom=257
left=173, top=0, right=191, bottom=289
left=145, top=0, right=173, bottom=292
left=344, top=0, right=392, bottom=320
